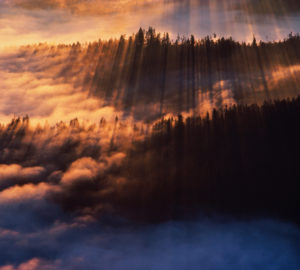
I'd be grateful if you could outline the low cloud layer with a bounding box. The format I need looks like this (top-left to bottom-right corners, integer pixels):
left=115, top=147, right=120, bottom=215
left=0, top=45, right=123, bottom=124
left=0, top=217, right=299, bottom=270
left=1, top=40, right=300, bottom=124
left=0, top=164, right=45, bottom=190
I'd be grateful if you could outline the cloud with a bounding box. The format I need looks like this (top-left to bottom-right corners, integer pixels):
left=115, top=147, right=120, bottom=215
left=11, top=0, right=300, bottom=16
left=1, top=41, right=300, bottom=125
left=0, top=56, right=120, bottom=124
left=0, top=183, right=58, bottom=204
left=61, top=157, right=99, bottom=184
left=0, top=115, right=135, bottom=223
left=0, top=164, right=43, bottom=180
left=61, top=154, right=125, bottom=185
left=0, top=218, right=299, bottom=270
left=235, top=0, right=300, bottom=15
left=1, top=0, right=300, bottom=50
left=0, top=258, right=58, bottom=270
left=10, top=0, right=167, bottom=15
left=0, top=164, right=45, bottom=190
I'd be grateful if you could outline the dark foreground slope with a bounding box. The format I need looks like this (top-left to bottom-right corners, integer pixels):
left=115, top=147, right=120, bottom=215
left=116, top=96, right=300, bottom=223
left=2, top=96, right=298, bottom=224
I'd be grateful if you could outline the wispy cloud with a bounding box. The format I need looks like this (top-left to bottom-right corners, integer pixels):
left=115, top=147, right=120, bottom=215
left=1, top=0, right=300, bottom=49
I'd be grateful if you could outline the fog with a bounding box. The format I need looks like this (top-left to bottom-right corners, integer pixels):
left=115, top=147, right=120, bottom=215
left=1, top=37, right=300, bottom=124
left=0, top=216, right=299, bottom=270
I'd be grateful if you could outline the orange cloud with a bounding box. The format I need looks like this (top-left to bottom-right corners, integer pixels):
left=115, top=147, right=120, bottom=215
left=0, top=183, right=59, bottom=204
left=0, top=258, right=58, bottom=270
left=0, top=164, right=44, bottom=182
left=61, top=157, right=99, bottom=184
left=10, top=0, right=167, bottom=15
left=61, top=153, right=126, bottom=185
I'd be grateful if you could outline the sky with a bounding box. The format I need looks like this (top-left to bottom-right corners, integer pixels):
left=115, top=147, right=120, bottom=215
left=1, top=0, right=300, bottom=50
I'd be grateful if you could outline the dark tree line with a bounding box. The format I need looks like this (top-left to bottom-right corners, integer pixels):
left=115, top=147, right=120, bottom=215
left=91, top=28, right=300, bottom=112
left=116, top=96, right=300, bottom=224
left=20, top=28, right=300, bottom=117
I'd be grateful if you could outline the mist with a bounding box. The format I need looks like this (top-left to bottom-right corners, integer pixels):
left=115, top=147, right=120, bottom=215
left=1, top=32, right=300, bottom=124
left=1, top=217, right=300, bottom=270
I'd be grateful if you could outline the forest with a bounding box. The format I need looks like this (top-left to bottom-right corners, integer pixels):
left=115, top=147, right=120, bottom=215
left=1, top=95, right=299, bottom=224
left=15, top=28, right=300, bottom=118
left=118, top=96, right=300, bottom=223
